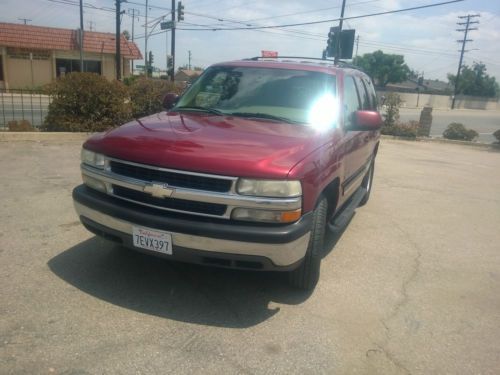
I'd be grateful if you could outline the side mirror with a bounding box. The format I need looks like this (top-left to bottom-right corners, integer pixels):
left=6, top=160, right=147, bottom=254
left=163, top=93, right=179, bottom=110
left=349, top=110, right=382, bottom=131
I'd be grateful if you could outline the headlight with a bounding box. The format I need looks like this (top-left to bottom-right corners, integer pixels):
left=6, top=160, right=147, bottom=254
left=81, top=148, right=105, bottom=169
left=237, top=179, right=301, bottom=197
left=232, top=208, right=302, bottom=223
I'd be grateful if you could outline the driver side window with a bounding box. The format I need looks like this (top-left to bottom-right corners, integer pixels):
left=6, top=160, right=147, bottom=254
left=343, top=76, right=361, bottom=128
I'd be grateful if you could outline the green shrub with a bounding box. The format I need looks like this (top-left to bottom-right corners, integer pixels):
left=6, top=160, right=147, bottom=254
left=8, top=120, right=35, bottom=132
left=382, top=93, right=401, bottom=134
left=381, top=121, right=418, bottom=139
left=128, top=77, right=182, bottom=118
left=443, top=122, right=478, bottom=141
left=43, top=73, right=131, bottom=132
left=493, top=129, right=500, bottom=143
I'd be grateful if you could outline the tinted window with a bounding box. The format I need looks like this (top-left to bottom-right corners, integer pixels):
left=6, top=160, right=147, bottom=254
left=176, top=66, right=337, bottom=125
left=355, top=76, right=371, bottom=110
left=362, top=77, right=378, bottom=110
left=343, top=76, right=361, bottom=127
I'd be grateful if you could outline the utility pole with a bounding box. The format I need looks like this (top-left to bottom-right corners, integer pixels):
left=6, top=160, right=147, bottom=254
left=144, top=0, right=148, bottom=77
left=87, top=21, right=94, bottom=31
left=79, top=0, right=84, bottom=72
left=171, top=0, right=176, bottom=82
left=355, top=35, right=359, bottom=58
left=128, top=9, right=139, bottom=41
left=115, top=0, right=121, bottom=80
left=128, top=9, right=139, bottom=75
left=18, top=18, right=32, bottom=25
left=188, top=50, right=191, bottom=70
left=334, top=0, right=347, bottom=64
left=452, top=14, right=480, bottom=109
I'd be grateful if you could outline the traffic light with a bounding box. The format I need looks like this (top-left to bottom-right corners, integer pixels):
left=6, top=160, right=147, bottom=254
left=326, top=27, right=338, bottom=57
left=167, top=55, right=173, bottom=69
left=325, top=27, right=355, bottom=59
left=177, top=1, right=184, bottom=21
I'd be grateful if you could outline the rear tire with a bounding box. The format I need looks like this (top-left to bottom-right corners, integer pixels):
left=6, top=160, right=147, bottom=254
left=288, top=197, right=327, bottom=290
left=359, top=160, right=375, bottom=206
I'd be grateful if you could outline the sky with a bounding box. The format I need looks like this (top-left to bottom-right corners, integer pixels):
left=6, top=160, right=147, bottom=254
left=1, top=0, right=499, bottom=82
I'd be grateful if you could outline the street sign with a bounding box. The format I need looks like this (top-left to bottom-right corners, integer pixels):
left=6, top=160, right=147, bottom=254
left=160, top=21, right=175, bottom=30
left=261, top=50, right=278, bottom=58
left=136, top=65, right=145, bottom=69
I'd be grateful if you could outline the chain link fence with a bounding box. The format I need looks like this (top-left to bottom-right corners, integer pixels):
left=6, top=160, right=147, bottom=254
left=0, top=89, right=51, bottom=130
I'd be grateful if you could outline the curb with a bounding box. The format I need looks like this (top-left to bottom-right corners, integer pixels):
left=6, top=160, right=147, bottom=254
left=0, top=132, right=91, bottom=142
left=381, top=135, right=500, bottom=151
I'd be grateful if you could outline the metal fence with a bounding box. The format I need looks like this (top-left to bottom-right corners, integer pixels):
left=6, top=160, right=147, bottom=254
left=0, top=89, right=52, bottom=130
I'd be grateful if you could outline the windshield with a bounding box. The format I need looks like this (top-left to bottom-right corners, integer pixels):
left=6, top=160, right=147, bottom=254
left=174, top=66, right=338, bottom=128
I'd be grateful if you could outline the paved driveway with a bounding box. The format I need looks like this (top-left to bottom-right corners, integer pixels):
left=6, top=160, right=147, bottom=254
left=1, top=138, right=499, bottom=374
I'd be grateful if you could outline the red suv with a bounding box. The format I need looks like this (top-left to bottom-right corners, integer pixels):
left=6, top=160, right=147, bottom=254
left=73, top=57, right=381, bottom=290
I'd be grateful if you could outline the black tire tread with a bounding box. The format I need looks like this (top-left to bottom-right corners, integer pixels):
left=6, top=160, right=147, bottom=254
left=288, top=197, right=327, bottom=290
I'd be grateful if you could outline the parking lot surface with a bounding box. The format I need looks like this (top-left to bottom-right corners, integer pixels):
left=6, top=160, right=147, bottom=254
left=1, top=138, right=499, bottom=374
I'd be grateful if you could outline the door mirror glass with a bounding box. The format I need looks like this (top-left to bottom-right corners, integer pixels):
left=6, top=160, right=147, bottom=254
left=163, top=93, right=179, bottom=110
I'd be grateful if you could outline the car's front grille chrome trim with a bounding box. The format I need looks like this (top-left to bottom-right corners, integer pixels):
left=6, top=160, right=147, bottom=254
left=81, top=159, right=302, bottom=219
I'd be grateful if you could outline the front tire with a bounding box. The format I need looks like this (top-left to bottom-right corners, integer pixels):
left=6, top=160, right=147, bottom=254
left=359, top=159, right=375, bottom=206
left=288, top=197, right=327, bottom=290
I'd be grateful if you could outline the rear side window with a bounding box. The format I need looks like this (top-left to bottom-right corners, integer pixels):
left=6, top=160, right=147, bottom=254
left=362, top=77, right=378, bottom=110
left=343, top=76, right=361, bottom=128
left=355, top=76, right=371, bottom=110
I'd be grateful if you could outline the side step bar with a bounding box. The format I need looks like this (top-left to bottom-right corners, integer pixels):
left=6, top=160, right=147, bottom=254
left=327, top=187, right=367, bottom=232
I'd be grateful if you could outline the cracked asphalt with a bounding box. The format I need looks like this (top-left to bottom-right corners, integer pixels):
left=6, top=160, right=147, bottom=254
left=1, top=138, right=500, bottom=374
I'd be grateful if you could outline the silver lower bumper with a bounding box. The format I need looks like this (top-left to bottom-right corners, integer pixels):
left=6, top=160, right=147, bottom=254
left=74, top=202, right=310, bottom=267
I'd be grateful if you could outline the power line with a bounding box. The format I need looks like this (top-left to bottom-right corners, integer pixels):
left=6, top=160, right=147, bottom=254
left=176, top=0, right=465, bottom=31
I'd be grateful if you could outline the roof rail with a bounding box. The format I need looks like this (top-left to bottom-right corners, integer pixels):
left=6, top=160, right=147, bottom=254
left=244, top=56, right=362, bottom=71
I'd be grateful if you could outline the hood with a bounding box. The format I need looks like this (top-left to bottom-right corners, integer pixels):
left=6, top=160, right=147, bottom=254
left=84, top=112, right=331, bottom=178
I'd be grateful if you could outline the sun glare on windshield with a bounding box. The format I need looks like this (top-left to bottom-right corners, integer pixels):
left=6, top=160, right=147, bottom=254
left=307, top=93, right=338, bottom=131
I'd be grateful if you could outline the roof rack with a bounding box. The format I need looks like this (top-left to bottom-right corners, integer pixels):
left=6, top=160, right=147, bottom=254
left=244, top=56, right=362, bottom=71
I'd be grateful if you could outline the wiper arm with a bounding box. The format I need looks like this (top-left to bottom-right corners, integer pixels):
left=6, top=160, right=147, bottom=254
left=229, top=112, right=304, bottom=124
left=174, top=106, right=224, bottom=115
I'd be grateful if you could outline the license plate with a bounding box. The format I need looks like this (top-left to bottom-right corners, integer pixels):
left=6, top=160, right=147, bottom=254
left=132, top=226, right=173, bottom=255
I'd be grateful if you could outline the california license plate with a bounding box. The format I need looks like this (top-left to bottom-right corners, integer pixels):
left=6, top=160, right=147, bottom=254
left=132, top=226, right=173, bottom=255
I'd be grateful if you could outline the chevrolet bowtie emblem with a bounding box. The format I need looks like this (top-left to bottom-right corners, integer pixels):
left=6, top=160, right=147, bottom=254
left=143, top=182, right=174, bottom=198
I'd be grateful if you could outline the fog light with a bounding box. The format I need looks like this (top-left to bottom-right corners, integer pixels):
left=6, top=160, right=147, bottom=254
left=231, top=208, right=301, bottom=223
left=82, top=175, right=106, bottom=193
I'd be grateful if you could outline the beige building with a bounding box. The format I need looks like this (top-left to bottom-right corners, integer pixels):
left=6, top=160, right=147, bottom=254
left=0, top=22, right=142, bottom=90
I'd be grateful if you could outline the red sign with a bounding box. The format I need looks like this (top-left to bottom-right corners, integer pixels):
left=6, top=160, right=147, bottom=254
left=261, top=50, right=278, bottom=58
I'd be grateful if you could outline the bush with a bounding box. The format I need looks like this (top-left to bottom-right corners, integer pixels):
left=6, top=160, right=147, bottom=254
left=443, top=122, right=478, bottom=141
left=8, top=120, right=35, bottom=132
left=493, top=129, right=500, bottom=143
left=43, top=73, right=131, bottom=132
left=128, top=77, right=182, bottom=118
left=382, top=93, right=401, bottom=133
left=381, top=121, right=418, bottom=139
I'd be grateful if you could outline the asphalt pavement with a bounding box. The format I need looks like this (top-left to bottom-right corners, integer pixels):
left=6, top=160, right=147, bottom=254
left=1, top=138, right=499, bottom=374
left=398, top=108, right=500, bottom=143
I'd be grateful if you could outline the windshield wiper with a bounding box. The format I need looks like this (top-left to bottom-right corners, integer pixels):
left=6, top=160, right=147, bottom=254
left=229, top=112, right=304, bottom=125
left=174, top=106, right=224, bottom=115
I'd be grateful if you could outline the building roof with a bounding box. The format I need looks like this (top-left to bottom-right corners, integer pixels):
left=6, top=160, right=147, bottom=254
left=0, top=22, right=142, bottom=59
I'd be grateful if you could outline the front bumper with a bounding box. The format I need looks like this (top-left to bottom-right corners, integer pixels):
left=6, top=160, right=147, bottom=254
left=73, top=185, right=312, bottom=270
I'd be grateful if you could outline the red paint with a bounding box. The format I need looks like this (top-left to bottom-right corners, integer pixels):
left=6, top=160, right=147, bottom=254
left=84, top=61, right=380, bottom=214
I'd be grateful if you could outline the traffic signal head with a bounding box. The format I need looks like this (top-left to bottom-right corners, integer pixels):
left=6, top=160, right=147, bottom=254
left=167, top=55, right=173, bottom=69
left=177, top=1, right=185, bottom=21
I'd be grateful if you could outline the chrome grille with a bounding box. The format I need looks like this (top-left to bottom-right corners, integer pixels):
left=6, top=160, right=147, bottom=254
left=110, top=161, right=232, bottom=192
left=112, top=185, right=227, bottom=216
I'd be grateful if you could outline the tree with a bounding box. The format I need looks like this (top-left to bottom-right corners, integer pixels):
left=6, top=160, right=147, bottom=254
left=353, top=50, right=410, bottom=87
left=448, top=62, right=499, bottom=98
left=122, top=30, right=131, bottom=40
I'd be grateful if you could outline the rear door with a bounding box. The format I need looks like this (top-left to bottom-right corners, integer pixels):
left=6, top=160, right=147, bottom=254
left=341, top=74, right=365, bottom=198
left=354, top=74, right=379, bottom=168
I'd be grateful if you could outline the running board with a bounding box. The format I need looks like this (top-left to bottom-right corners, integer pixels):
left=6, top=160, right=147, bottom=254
left=328, top=187, right=367, bottom=232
